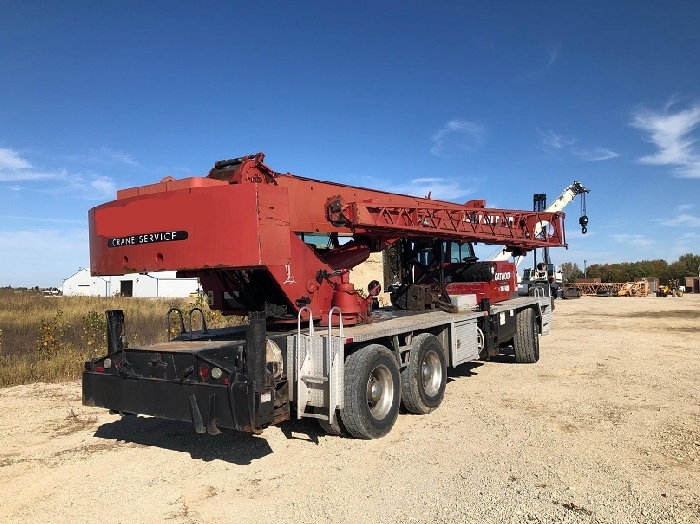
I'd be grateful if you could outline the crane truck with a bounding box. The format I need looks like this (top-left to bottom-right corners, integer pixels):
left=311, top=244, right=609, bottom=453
left=491, top=181, right=590, bottom=297
left=82, top=153, right=567, bottom=439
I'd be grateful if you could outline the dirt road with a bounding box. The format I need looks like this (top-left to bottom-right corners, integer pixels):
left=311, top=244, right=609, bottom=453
left=1, top=295, right=699, bottom=523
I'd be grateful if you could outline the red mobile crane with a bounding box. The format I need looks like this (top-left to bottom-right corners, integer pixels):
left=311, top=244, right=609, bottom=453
left=83, top=154, right=567, bottom=439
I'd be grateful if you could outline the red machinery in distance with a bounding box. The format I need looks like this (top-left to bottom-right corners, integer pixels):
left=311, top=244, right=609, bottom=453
left=89, top=153, right=567, bottom=325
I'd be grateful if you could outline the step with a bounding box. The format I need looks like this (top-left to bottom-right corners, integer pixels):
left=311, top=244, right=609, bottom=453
left=299, top=412, right=329, bottom=421
left=301, top=375, right=329, bottom=384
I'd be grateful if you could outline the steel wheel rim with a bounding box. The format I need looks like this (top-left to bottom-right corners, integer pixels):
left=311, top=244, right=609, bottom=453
left=421, top=350, right=442, bottom=397
left=366, top=364, right=393, bottom=420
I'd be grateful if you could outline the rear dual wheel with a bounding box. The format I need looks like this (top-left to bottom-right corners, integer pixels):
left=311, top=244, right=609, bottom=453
left=513, top=307, right=540, bottom=363
left=334, top=336, right=448, bottom=439
left=340, top=344, right=401, bottom=439
left=401, top=333, right=447, bottom=414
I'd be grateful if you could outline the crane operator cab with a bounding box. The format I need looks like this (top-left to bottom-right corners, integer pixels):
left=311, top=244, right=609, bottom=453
left=387, top=239, right=519, bottom=312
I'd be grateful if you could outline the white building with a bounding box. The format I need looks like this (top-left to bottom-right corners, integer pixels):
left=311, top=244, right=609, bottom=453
left=62, top=268, right=200, bottom=298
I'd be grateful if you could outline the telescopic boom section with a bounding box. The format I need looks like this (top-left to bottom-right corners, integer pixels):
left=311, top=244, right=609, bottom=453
left=89, top=153, right=567, bottom=324
left=325, top=195, right=565, bottom=252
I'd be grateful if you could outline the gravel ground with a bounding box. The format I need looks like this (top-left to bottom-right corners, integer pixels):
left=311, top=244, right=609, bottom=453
left=0, top=294, right=699, bottom=523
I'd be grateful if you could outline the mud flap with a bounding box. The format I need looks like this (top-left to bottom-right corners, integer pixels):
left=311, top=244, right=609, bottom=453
left=189, top=394, right=206, bottom=434
left=207, top=394, right=221, bottom=435
left=228, top=380, right=255, bottom=432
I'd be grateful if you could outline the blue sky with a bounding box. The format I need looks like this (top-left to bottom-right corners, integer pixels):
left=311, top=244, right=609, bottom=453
left=2, top=2, right=700, bottom=287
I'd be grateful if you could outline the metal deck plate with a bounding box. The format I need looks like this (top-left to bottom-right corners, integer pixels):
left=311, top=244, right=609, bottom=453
left=343, top=308, right=486, bottom=343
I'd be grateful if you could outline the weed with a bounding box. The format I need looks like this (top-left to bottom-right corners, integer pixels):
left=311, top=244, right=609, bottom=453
left=81, top=311, right=106, bottom=355
left=0, top=288, right=244, bottom=388
left=36, top=310, right=70, bottom=357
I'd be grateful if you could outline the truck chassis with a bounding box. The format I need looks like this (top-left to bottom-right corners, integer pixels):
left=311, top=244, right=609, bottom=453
left=83, top=295, right=551, bottom=439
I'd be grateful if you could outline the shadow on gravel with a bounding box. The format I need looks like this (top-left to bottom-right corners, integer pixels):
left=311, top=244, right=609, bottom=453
left=447, top=362, right=483, bottom=382
left=93, top=416, right=273, bottom=465
left=278, top=417, right=324, bottom=444
left=486, top=345, right=523, bottom=364
left=618, top=309, right=700, bottom=320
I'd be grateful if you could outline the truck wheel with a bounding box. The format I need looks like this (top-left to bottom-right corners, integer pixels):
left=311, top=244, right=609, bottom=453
left=401, top=333, right=446, bottom=414
left=340, top=344, right=401, bottom=439
left=513, top=307, right=539, bottom=364
left=317, top=408, right=346, bottom=436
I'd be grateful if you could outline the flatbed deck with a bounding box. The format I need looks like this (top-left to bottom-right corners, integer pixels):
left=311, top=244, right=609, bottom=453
left=126, top=295, right=550, bottom=351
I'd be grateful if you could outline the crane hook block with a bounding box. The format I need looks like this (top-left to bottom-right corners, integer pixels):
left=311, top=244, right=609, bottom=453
left=579, top=215, right=589, bottom=234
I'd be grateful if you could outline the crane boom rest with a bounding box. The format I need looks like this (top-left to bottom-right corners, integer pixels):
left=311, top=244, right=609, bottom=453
left=83, top=153, right=568, bottom=439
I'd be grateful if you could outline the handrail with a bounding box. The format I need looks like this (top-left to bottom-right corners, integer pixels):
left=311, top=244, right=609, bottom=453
left=297, top=306, right=314, bottom=336
left=166, top=307, right=186, bottom=341
left=327, top=306, right=344, bottom=340
left=187, top=307, right=209, bottom=339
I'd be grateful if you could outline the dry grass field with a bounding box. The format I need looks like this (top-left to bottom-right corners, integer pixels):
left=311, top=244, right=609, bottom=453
left=0, top=290, right=239, bottom=387
left=0, top=294, right=698, bottom=523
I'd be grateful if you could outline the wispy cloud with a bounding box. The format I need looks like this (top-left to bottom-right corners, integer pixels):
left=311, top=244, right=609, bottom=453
left=670, top=231, right=700, bottom=260
left=59, top=147, right=141, bottom=168
left=100, top=147, right=140, bottom=167
left=0, top=146, right=117, bottom=199
left=2, top=215, right=85, bottom=224
left=350, top=174, right=476, bottom=202
left=630, top=99, right=700, bottom=178
left=610, top=233, right=654, bottom=246
left=539, top=129, right=575, bottom=150
left=0, top=169, right=67, bottom=182
left=386, top=177, right=475, bottom=201
left=0, top=148, right=32, bottom=169
left=660, top=213, right=700, bottom=227
left=430, top=120, right=484, bottom=157
left=537, top=129, right=619, bottom=162
left=0, top=147, right=66, bottom=181
left=571, top=147, right=619, bottom=161
left=0, top=228, right=86, bottom=252
left=40, top=173, right=117, bottom=200
left=522, top=42, right=561, bottom=79
left=85, top=176, right=117, bottom=199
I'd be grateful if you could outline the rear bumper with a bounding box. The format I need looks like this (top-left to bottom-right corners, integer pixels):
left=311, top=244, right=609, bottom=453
left=82, top=371, right=263, bottom=433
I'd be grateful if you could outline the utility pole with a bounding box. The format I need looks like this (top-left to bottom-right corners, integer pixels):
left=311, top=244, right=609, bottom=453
left=584, top=260, right=588, bottom=278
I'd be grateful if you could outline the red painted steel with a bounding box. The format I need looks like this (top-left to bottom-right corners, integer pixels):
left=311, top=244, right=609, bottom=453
left=89, top=153, right=567, bottom=323
left=325, top=196, right=565, bottom=250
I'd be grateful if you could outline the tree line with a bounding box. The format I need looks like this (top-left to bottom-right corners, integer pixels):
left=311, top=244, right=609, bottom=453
left=559, top=253, right=700, bottom=284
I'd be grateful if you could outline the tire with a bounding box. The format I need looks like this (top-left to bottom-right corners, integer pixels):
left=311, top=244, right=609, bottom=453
left=317, top=408, right=346, bottom=436
left=340, top=344, right=401, bottom=439
left=401, top=333, right=447, bottom=415
left=513, top=308, right=540, bottom=364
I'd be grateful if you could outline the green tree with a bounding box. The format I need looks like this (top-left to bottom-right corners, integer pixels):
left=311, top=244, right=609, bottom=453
left=676, top=253, right=700, bottom=278
left=560, top=262, right=584, bottom=283
left=573, top=255, right=698, bottom=283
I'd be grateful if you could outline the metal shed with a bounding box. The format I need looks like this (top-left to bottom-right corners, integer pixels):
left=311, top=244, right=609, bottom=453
left=62, top=268, right=199, bottom=297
